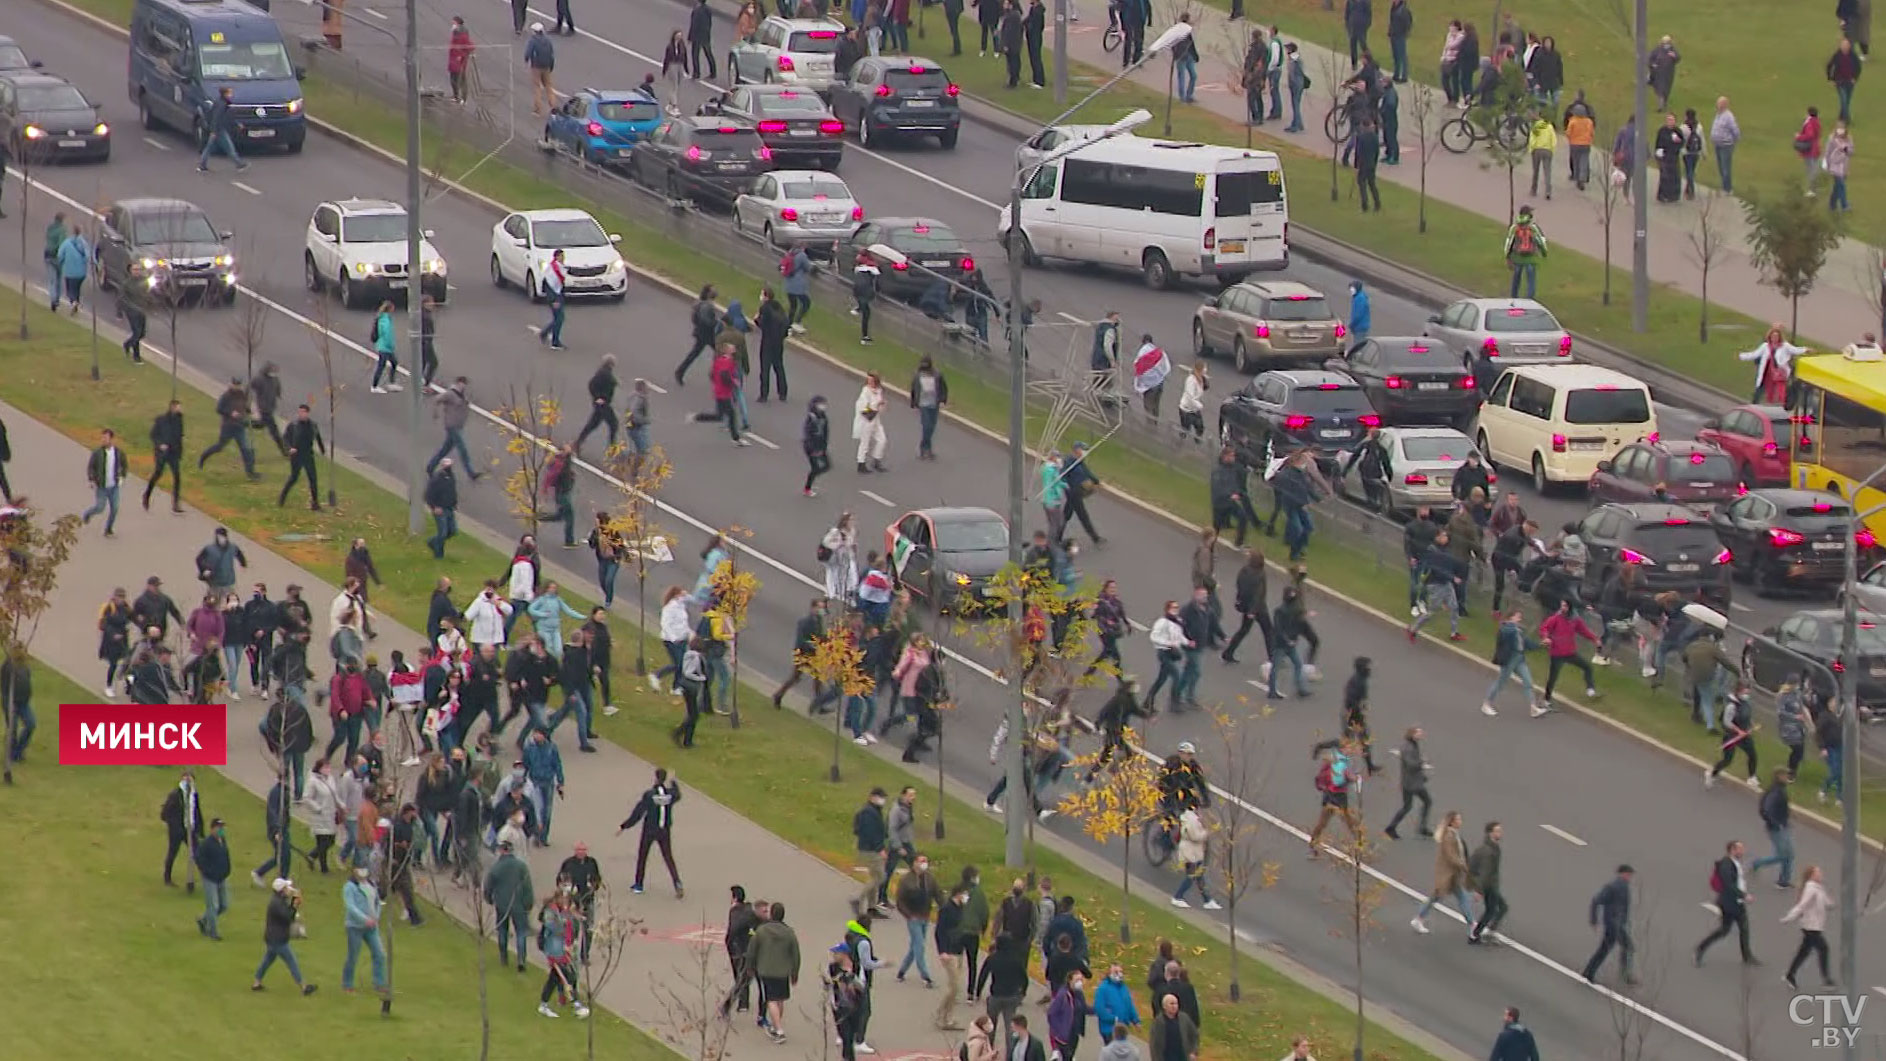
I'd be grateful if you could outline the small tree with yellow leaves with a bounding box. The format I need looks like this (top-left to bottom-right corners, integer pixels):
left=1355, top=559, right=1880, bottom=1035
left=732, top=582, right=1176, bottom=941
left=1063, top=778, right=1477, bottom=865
left=1206, top=707, right=1280, bottom=1001
left=0, top=501, right=80, bottom=786
left=1058, top=730, right=1163, bottom=943
left=707, top=527, right=760, bottom=730
left=605, top=444, right=673, bottom=675
left=799, top=621, right=874, bottom=783
left=1309, top=736, right=1390, bottom=1061
left=494, top=386, right=563, bottom=536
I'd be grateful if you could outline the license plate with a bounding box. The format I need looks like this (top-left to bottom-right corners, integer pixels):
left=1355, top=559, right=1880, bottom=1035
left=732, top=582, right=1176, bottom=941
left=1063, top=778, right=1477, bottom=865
left=248, top=128, right=275, bottom=138
left=1434, top=475, right=1452, bottom=487
left=905, top=99, right=936, bottom=108
left=1570, top=441, right=1606, bottom=451
left=717, top=162, right=744, bottom=171
left=1814, top=541, right=1844, bottom=551
left=1872, top=665, right=1886, bottom=677
left=1317, top=429, right=1347, bottom=440
left=791, top=128, right=816, bottom=136
left=58, top=138, right=85, bottom=147
left=389, top=279, right=407, bottom=289
left=922, top=259, right=950, bottom=268
left=178, top=277, right=209, bottom=286
left=1667, top=563, right=1700, bottom=573
left=1219, top=239, right=1245, bottom=253
left=1417, top=381, right=1448, bottom=391
left=1689, top=482, right=1714, bottom=488
left=810, top=213, right=842, bottom=224
left=617, top=148, right=633, bottom=156
left=1514, top=345, right=1546, bottom=355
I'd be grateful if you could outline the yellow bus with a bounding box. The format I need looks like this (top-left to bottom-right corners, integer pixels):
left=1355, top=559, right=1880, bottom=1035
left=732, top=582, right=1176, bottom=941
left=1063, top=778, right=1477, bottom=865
left=1790, top=347, right=1886, bottom=539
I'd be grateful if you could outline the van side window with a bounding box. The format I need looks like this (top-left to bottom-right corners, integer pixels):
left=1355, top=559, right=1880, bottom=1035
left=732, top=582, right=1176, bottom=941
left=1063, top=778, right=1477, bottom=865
left=1213, top=169, right=1283, bottom=217
left=1508, top=377, right=1554, bottom=419
left=1022, top=164, right=1057, bottom=199
left=1485, top=373, right=1515, bottom=407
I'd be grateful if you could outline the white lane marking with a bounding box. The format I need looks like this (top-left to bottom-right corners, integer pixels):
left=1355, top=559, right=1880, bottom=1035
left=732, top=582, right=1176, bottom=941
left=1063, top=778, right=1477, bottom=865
left=745, top=432, right=780, bottom=450
left=10, top=158, right=1754, bottom=1061
left=859, top=489, right=896, bottom=508
left=1702, top=903, right=1720, bottom=916
left=1729, top=601, right=1752, bottom=613
left=1540, top=824, right=1588, bottom=847
left=364, top=7, right=388, bottom=17
left=141, top=136, right=170, bottom=151
left=643, top=381, right=669, bottom=395
left=511, top=0, right=1003, bottom=212
left=525, top=324, right=541, bottom=334
left=1872, top=987, right=1886, bottom=1001
left=1128, top=617, right=1149, bottom=632
left=1056, top=311, right=1088, bottom=326
left=231, top=181, right=262, bottom=196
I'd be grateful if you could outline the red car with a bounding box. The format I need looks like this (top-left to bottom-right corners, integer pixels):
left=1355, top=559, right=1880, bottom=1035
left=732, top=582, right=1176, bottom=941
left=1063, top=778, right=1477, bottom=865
left=1695, top=404, right=1794, bottom=486
left=1589, top=439, right=1742, bottom=509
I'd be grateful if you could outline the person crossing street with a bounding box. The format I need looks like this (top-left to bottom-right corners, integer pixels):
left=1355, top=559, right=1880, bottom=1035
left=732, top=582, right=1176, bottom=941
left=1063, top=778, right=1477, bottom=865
left=1580, top=864, right=1638, bottom=985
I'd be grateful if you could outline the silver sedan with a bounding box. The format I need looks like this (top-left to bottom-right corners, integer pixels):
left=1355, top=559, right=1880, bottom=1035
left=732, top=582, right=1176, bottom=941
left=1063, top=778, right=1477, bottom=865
left=733, top=170, right=862, bottom=251
left=1336, top=425, right=1482, bottom=518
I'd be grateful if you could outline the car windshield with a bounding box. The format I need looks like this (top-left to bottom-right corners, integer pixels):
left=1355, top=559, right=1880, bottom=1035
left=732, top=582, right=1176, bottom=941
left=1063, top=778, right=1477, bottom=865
left=597, top=99, right=659, bottom=122
left=341, top=214, right=408, bottom=243
left=889, top=223, right=959, bottom=250
left=0, top=45, right=29, bottom=69
left=132, top=212, right=219, bottom=245
left=1629, top=522, right=1723, bottom=558
left=198, top=41, right=296, bottom=81
left=1399, top=435, right=1471, bottom=462
left=1782, top=503, right=1854, bottom=519
left=1482, top=305, right=1561, bottom=333
left=1379, top=340, right=1458, bottom=368
left=937, top=519, right=1006, bottom=552
left=532, top=217, right=611, bottom=248
left=695, top=126, right=764, bottom=149
left=758, top=91, right=829, bottom=115
left=1259, top=295, right=1331, bottom=322
left=1564, top=387, right=1652, bottom=424
left=18, top=85, right=88, bottom=111
left=886, top=68, right=950, bottom=92
left=782, top=178, right=851, bottom=200
left=785, top=30, right=842, bottom=53
left=1288, top=386, right=1370, bottom=414
left=1668, top=452, right=1735, bottom=483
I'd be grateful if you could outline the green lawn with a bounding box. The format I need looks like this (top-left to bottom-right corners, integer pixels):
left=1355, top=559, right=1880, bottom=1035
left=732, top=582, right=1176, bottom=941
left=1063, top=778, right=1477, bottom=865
left=0, top=286, right=1446, bottom=1060
left=0, top=666, right=669, bottom=1061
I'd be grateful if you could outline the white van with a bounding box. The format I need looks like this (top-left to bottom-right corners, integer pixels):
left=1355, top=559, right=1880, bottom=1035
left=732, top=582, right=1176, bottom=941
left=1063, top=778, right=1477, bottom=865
left=1473, top=363, right=1659, bottom=493
left=997, top=136, right=1288, bottom=290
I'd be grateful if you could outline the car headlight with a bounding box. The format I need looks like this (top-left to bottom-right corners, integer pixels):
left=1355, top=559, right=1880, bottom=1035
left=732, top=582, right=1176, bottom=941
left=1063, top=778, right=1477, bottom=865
left=138, top=257, right=157, bottom=271
left=353, top=262, right=370, bottom=275
left=606, top=258, right=625, bottom=275
left=22, top=125, right=42, bottom=140
left=424, top=258, right=446, bottom=274
left=145, top=275, right=160, bottom=289
left=286, top=98, right=303, bottom=115
left=222, top=272, right=237, bottom=285
left=93, top=122, right=109, bottom=136
left=213, top=254, right=232, bottom=267
left=953, top=573, right=971, bottom=586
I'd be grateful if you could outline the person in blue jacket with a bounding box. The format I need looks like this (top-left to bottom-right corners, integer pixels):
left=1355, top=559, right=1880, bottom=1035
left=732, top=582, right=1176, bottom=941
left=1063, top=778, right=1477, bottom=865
left=1347, top=279, right=1371, bottom=352
left=1488, top=1006, right=1540, bottom=1061
left=55, top=225, right=91, bottom=315
left=1091, top=961, right=1141, bottom=1041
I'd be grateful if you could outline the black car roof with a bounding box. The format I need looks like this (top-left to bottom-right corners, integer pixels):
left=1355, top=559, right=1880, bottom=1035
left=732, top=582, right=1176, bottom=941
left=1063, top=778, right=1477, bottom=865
left=676, top=115, right=757, bottom=130
left=1263, top=369, right=1359, bottom=388
left=0, top=72, right=72, bottom=90
left=1742, top=488, right=1847, bottom=507
left=871, top=56, right=949, bottom=72
left=1599, top=502, right=1704, bottom=525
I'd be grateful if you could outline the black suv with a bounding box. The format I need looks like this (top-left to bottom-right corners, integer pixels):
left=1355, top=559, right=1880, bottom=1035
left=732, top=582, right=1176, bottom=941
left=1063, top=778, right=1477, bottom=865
left=628, top=116, right=775, bottom=207
left=1218, top=369, right=1380, bottom=476
left=1709, top=488, right=1879, bottom=597
left=97, top=197, right=236, bottom=306
left=842, top=217, right=972, bottom=301
left=1576, top=502, right=1733, bottom=608
left=701, top=85, right=845, bottom=170
left=830, top=56, right=960, bottom=149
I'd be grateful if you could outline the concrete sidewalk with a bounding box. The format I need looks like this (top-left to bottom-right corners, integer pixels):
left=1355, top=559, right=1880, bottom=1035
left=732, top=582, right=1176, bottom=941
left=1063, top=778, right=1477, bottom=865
left=5, top=399, right=964, bottom=1061
left=1046, top=0, right=1883, bottom=350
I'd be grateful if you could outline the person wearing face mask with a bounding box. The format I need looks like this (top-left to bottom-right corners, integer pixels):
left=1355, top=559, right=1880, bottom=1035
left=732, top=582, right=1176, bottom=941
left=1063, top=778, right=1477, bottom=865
left=893, top=853, right=940, bottom=986
left=341, top=864, right=389, bottom=994
left=1047, top=967, right=1090, bottom=1061
left=935, top=886, right=969, bottom=1029
left=1092, top=962, right=1140, bottom=1044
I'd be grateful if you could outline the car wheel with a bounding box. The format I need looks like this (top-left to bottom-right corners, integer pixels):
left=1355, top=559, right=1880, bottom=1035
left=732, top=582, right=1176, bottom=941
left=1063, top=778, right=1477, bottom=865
left=1192, top=320, right=1211, bottom=358
left=858, top=119, right=873, bottom=147
left=191, top=117, right=207, bottom=150
left=666, top=170, right=686, bottom=202
left=305, top=252, right=323, bottom=293
left=139, top=95, right=158, bottom=131
left=1476, top=431, right=1493, bottom=469
left=490, top=254, right=507, bottom=289
left=1017, top=231, right=1041, bottom=267
left=338, top=271, right=357, bottom=310
left=1531, top=453, right=1549, bottom=495
left=525, top=270, right=542, bottom=305
left=1142, top=249, right=1173, bottom=290
left=763, top=221, right=778, bottom=249
left=1234, top=337, right=1254, bottom=374
left=1752, top=557, right=1776, bottom=598
left=939, top=126, right=959, bottom=149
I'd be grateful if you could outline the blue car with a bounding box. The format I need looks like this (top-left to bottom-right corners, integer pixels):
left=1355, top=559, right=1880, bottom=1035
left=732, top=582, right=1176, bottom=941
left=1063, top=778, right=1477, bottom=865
left=543, top=88, right=663, bottom=167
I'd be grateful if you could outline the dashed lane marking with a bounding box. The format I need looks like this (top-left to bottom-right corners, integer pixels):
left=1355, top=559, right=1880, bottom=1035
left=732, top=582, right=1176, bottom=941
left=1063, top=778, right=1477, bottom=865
left=230, top=181, right=261, bottom=196
left=1540, top=824, right=1588, bottom=847
left=141, top=136, right=170, bottom=151
left=859, top=489, right=896, bottom=507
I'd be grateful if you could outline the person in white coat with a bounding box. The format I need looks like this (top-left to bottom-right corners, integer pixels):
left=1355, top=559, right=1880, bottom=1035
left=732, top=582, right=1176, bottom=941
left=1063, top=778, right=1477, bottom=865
left=303, top=757, right=344, bottom=874
left=1737, top=324, right=1807, bottom=404
left=1177, top=363, right=1209, bottom=443
left=1169, top=806, right=1220, bottom=909
left=650, top=587, right=693, bottom=694
left=854, top=372, right=889, bottom=472
left=1782, top=863, right=1835, bottom=989
left=462, top=584, right=512, bottom=649
left=822, top=513, right=861, bottom=602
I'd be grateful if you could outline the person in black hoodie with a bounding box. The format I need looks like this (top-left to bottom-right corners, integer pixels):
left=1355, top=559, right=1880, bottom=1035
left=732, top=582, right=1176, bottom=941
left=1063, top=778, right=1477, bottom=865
left=773, top=597, right=837, bottom=710
left=1383, top=725, right=1432, bottom=839
left=241, top=584, right=277, bottom=697
left=802, top=396, right=832, bottom=497
left=834, top=26, right=863, bottom=81
left=724, top=885, right=761, bottom=1011
left=426, top=576, right=458, bottom=643
left=1489, top=517, right=1536, bottom=614
left=548, top=626, right=600, bottom=752
left=686, top=0, right=717, bottom=80
left=198, top=377, right=258, bottom=479
left=1022, top=0, right=1046, bottom=87
left=425, top=460, right=460, bottom=559
left=755, top=287, right=791, bottom=402
left=619, top=766, right=685, bottom=897
left=143, top=398, right=185, bottom=512
left=1084, top=676, right=1148, bottom=781
left=1340, top=657, right=1380, bottom=773
left=194, top=817, right=232, bottom=939
left=451, top=770, right=486, bottom=884
left=128, top=644, right=182, bottom=705
left=250, top=362, right=286, bottom=454
left=262, top=690, right=316, bottom=799
left=574, top=354, right=621, bottom=451
left=132, top=576, right=184, bottom=641
left=582, top=607, right=614, bottom=715
left=250, top=771, right=304, bottom=883
left=676, top=284, right=720, bottom=384
left=1220, top=548, right=1271, bottom=664
left=278, top=405, right=326, bottom=511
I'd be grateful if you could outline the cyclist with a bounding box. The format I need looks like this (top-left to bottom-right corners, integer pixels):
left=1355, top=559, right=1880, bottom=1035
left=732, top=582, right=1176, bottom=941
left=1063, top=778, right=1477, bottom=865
left=1158, top=742, right=1211, bottom=815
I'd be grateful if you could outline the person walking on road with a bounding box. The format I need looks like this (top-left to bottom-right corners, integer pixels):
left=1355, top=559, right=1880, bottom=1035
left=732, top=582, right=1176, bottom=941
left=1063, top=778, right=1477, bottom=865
left=1503, top=206, right=1547, bottom=299
left=1306, top=740, right=1360, bottom=856
left=427, top=377, right=481, bottom=478
left=197, top=87, right=249, bottom=173
left=747, top=901, right=802, bottom=1043
left=1382, top=725, right=1432, bottom=839
left=1411, top=809, right=1473, bottom=932
left=801, top=396, right=833, bottom=497
left=54, top=225, right=91, bottom=316
left=853, top=373, right=888, bottom=473
left=447, top=17, right=475, bottom=103
left=278, top=405, right=326, bottom=511
left=756, top=286, right=791, bottom=401
left=1581, top=864, right=1638, bottom=985
left=677, top=285, right=721, bottom=384
left=1695, top=839, right=1757, bottom=967
left=619, top=766, right=684, bottom=897
left=1481, top=608, right=1544, bottom=717
left=41, top=212, right=65, bottom=311
left=80, top=427, right=128, bottom=538
left=200, top=377, right=260, bottom=480
left=1467, top=821, right=1506, bottom=944
left=539, top=249, right=568, bottom=349
left=575, top=355, right=620, bottom=452
left=525, top=24, right=556, bottom=116
left=143, top=398, right=185, bottom=513
left=1539, top=597, right=1598, bottom=704
left=1782, top=864, right=1836, bottom=989
left=688, top=0, right=719, bottom=80
left=1750, top=768, right=1796, bottom=888
left=1487, top=1008, right=1538, bottom=1061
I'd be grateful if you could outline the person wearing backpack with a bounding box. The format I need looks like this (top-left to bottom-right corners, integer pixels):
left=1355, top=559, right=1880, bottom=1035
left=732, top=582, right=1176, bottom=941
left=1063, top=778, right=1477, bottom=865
left=1503, top=206, right=1547, bottom=299
left=1695, top=839, right=1756, bottom=966
left=369, top=301, right=403, bottom=394
left=675, top=284, right=720, bottom=385
left=1305, top=739, right=1359, bottom=857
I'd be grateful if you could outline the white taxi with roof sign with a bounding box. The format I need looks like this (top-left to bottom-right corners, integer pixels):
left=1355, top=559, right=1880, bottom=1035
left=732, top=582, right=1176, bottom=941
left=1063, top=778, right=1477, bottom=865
left=730, top=17, right=846, bottom=91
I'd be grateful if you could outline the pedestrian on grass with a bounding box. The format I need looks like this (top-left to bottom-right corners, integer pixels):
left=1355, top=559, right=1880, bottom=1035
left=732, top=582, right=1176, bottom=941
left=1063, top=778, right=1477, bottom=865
left=143, top=398, right=185, bottom=513
left=194, top=817, right=231, bottom=939
left=199, top=377, right=259, bottom=480
left=1711, top=95, right=1740, bottom=192
left=1502, top=206, right=1546, bottom=299
left=1825, top=121, right=1854, bottom=212
left=1798, top=106, right=1825, bottom=193
left=1680, top=108, right=1704, bottom=199
left=1646, top=34, right=1679, bottom=110
left=253, top=877, right=317, bottom=994
left=278, top=405, right=326, bottom=511
left=1024, top=0, right=1048, bottom=88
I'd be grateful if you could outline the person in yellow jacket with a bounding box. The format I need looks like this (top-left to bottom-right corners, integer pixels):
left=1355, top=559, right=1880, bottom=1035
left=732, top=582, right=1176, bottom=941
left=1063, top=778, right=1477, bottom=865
left=1526, top=117, right=1558, bottom=200
left=1564, top=110, right=1595, bottom=190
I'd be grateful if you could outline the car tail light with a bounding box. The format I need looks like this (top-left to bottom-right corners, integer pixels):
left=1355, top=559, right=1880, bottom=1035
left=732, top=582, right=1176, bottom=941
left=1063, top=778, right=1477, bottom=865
left=1620, top=548, right=1652, bottom=565
left=780, top=208, right=799, bottom=221
left=1358, top=414, right=1382, bottom=428
left=875, top=84, right=893, bottom=97
left=778, top=56, right=796, bottom=71
left=1861, top=528, right=1880, bottom=549
left=1663, top=517, right=1690, bottom=526
left=946, top=83, right=961, bottom=97
left=820, top=120, right=845, bottom=135
left=685, top=145, right=703, bottom=161
left=1646, top=432, right=1660, bottom=443
left=1253, top=323, right=1270, bottom=339
left=1284, top=414, right=1313, bottom=430
left=851, top=206, right=864, bottom=221
left=1404, top=473, right=1429, bottom=485
left=1487, top=469, right=1499, bottom=483
left=758, top=120, right=789, bottom=133
left=1558, top=335, right=1573, bottom=355
left=1333, top=323, right=1347, bottom=338
left=960, top=257, right=975, bottom=271
left=586, top=121, right=604, bottom=136
left=1714, top=548, right=1734, bottom=565
left=1482, top=337, right=1499, bottom=356
left=1551, top=433, right=1567, bottom=452
left=1458, top=376, right=1478, bottom=389
left=1689, top=452, right=1707, bottom=465
left=1833, top=659, right=1847, bottom=673
left=891, top=260, right=910, bottom=271
left=758, top=146, right=774, bottom=160
left=1384, top=376, right=1405, bottom=389
left=1736, top=483, right=1749, bottom=496
left=1203, top=227, right=1216, bottom=250
left=1763, top=442, right=1779, bottom=457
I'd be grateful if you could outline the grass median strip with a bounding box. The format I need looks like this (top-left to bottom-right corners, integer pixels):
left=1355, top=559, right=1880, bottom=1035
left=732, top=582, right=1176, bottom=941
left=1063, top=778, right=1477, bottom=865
left=2, top=663, right=667, bottom=1060
left=0, top=286, right=1447, bottom=1058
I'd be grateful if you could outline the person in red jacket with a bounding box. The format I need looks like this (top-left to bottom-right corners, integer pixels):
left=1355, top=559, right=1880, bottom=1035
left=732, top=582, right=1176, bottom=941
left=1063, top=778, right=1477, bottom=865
left=1797, top=105, right=1824, bottom=194
left=691, top=344, right=750, bottom=446
left=1538, top=598, right=1599, bottom=704
left=325, top=658, right=370, bottom=763
left=447, top=18, right=476, bottom=104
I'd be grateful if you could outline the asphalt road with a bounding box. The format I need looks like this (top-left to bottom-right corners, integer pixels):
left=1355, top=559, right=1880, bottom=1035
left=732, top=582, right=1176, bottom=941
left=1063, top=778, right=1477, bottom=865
left=8, top=5, right=1877, bottom=1060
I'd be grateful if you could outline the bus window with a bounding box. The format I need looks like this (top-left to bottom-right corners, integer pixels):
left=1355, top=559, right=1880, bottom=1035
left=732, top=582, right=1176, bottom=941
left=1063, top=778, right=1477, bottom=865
left=1819, top=389, right=1886, bottom=481
left=1214, top=169, right=1284, bottom=216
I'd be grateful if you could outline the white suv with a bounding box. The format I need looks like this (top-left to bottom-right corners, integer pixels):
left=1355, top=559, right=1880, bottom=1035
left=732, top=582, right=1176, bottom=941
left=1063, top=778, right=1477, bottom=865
left=304, top=198, right=448, bottom=310
left=730, top=18, right=845, bottom=91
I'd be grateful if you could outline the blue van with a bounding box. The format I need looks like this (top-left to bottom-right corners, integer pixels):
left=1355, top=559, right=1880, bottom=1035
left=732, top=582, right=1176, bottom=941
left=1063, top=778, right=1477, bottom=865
left=128, top=0, right=306, bottom=153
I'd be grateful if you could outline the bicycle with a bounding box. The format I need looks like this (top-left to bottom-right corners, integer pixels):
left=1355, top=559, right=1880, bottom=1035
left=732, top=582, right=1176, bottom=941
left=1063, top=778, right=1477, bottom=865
left=1323, top=85, right=1360, bottom=144
left=1141, top=815, right=1178, bottom=867
left=1440, top=109, right=1530, bottom=154
left=1101, top=2, right=1122, bottom=52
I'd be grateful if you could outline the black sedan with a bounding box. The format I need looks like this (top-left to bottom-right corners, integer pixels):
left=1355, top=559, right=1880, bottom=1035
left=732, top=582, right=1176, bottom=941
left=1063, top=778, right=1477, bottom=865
left=830, top=55, right=961, bottom=149
left=1324, top=336, right=1479, bottom=425
left=701, top=85, right=845, bottom=170
left=0, top=72, right=108, bottom=162
left=1710, top=488, right=1879, bottom=596
left=96, top=198, right=238, bottom=306
left=1741, top=609, right=1886, bottom=718
left=885, top=506, right=1009, bottom=612
left=1218, top=369, right=1381, bottom=477
left=843, top=217, right=973, bottom=301
left=629, top=115, right=775, bottom=208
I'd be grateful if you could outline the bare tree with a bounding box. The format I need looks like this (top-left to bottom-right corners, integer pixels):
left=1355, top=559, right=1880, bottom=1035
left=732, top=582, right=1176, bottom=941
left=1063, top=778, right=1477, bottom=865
left=308, top=287, right=343, bottom=508
left=420, top=793, right=495, bottom=1059
left=1601, top=915, right=1664, bottom=1061
left=1312, top=738, right=1388, bottom=1061
left=1590, top=129, right=1629, bottom=307
left=1317, top=41, right=1352, bottom=204
left=652, top=925, right=737, bottom=1061
left=1205, top=707, right=1278, bottom=1001
left=1406, top=83, right=1443, bottom=234
left=1685, top=193, right=1731, bottom=343
left=226, top=262, right=270, bottom=383
left=604, top=444, right=673, bottom=676
left=1469, top=61, right=1538, bottom=222
left=580, top=884, right=642, bottom=1060
left=0, top=503, right=81, bottom=785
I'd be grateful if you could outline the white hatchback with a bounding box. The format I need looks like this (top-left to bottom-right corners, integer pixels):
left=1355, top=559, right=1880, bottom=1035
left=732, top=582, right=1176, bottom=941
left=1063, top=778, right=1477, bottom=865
left=730, top=17, right=845, bottom=91
left=489, top=208, right=628, bottom=302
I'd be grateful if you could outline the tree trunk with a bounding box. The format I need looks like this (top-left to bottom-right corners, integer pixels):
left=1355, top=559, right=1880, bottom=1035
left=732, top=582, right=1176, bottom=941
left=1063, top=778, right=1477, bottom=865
left=1120, top=832, right=1132, bottom=943
left=1227, top=888, right=1241, bottom=1001
left=935, top=713, right=947, bottom=839
left=635, top=565, right=648, bottom=674
left=1791, top=292, right=1801, bottom=338
left=1699, top=267, right=1710, bottom=343
left=1602, top=214, right=1615, bottom=306
left=1418, top=156, right=1429, bottom=234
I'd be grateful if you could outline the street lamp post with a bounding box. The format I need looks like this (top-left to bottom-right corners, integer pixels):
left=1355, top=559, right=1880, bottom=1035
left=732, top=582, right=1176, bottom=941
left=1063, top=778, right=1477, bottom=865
left=1835, top=469, right=1886, bottom=1061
